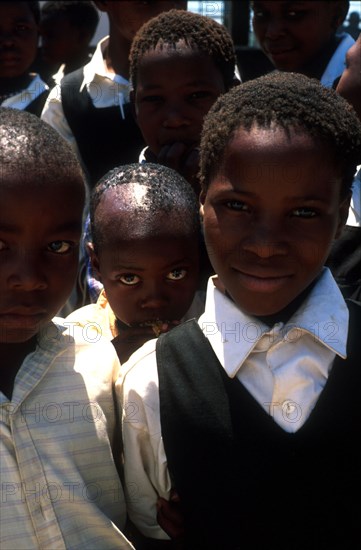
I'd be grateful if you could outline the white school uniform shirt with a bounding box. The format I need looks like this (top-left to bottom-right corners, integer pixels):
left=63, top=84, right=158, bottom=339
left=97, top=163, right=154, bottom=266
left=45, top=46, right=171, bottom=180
left=41, top=36, right=130, bottom=161
left=117, top=267, right=348, bottom=539
left=1, top=73, right=48, bottom=110
left=0, top=320, right=134, bottom=550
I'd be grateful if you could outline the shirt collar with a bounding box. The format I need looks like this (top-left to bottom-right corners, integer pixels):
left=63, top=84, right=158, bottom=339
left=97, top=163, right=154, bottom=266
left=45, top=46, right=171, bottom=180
left=82, top=36, right=129, bottom=89
left=198, top=268, right=349, bottom=378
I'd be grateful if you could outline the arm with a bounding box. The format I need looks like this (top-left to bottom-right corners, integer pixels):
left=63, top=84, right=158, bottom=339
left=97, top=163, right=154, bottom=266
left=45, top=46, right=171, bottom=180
left=116, top=343, right=172, bottom=540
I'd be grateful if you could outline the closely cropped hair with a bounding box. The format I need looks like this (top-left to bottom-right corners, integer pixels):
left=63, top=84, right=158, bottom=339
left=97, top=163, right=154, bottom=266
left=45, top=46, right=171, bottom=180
left=0, top=108, right=84, bottom=186
left=130, top=9, right=237, bottom=90
left=41, top=1, right=99, bottom=36
left=200, top=72, right=361, bottom=195
left=90, top=163, right=200, bottom=251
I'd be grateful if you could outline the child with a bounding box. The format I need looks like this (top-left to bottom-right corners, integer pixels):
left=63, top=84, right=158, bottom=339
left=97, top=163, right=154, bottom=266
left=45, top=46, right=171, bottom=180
left=119, top=72, right=361, bottom=549
left=129, top=8, right=239, bottom=194
left=66, top=163, right=202, bottom=364
left=0, top=108, right=133, bottom=549
left=39, top=0, right=99, bottom=85
left=41, top=0, right=187, bottom=188
left=326, top=34, right=361, bottom=300
left=252, top=0, right=354, bottom=87
left=0, top=1, right=49, bottom=116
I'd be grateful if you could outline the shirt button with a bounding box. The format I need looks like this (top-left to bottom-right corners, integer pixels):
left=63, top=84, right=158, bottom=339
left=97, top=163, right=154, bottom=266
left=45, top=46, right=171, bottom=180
left=282, top=400, right=302, bottom=423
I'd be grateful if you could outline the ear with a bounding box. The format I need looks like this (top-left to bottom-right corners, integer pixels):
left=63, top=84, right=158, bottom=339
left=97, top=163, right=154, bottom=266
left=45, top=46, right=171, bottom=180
left=87, top=242, right=102, bottom=283
left=331, top=1, right=349, bottom=30
left=335, top=193, right=351, bottom=239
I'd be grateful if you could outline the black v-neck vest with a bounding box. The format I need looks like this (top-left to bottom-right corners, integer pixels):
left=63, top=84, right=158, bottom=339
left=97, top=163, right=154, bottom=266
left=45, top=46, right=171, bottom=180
left=157, top=300, right=361, bottom=549
left=61, top=68, right=145, bottom=188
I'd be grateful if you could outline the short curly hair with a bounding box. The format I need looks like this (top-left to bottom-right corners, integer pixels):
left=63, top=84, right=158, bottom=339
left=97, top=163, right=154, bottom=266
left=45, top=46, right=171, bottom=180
left=0, top=107, right=84, bottom=190
left=90, top=163, right=200, bottom=252
left=41, top=1, right=99, bottom=37
left=200, top=71, right=361, bottom=195
left=130, top=9, right=237, bottom=90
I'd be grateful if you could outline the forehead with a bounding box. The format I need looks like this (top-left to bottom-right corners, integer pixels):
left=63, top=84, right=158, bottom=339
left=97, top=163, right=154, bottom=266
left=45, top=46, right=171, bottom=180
left=0, top=2, right=36, bottom=20
left=95, top=184, right=192, bottom=240
left=137, top=43, right=224, bottom=86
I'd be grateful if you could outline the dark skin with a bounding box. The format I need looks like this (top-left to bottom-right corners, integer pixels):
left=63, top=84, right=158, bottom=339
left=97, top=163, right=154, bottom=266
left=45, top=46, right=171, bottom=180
left=0, top=176, right=84, bottom=399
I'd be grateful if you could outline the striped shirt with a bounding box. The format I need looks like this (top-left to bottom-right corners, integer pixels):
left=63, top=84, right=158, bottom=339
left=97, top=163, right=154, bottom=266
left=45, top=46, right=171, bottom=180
left=0, top=320, right=133, bottom=550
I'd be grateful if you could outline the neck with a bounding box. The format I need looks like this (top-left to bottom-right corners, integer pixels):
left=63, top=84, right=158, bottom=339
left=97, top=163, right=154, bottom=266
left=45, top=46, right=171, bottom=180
left=0, top=337, right=37, bottom=400
left=299, top=35, right=341, bottom=80
left=105, top=27, right=131, bottom=78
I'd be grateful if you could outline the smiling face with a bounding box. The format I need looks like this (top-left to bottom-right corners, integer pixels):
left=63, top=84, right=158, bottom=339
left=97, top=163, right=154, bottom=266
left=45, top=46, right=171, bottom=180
left=0, top=177, right=84, bottom=343
left=252, top=1, right=343, bottom=73
left=134, top=43, right=226, bottom=157
left=91, top=185, right=199, bottom=326
left=0, top=1, right=38, bottom=79
left=201, top=126, right=349, bottom=317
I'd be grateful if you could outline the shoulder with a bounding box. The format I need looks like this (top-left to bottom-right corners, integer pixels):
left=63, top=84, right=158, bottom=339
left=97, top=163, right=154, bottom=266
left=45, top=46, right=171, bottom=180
left=117, top=338, right=159, bottom=401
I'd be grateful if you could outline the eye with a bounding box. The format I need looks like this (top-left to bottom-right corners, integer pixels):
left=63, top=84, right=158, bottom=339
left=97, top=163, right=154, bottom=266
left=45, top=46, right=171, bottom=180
left=189, top=91, right=211, bottom=101
left=166, top=268, right=187, bottom=281
left=140, top=95, right=162, bottom=104
left=118, top=274, right=141, bottom=286
left=285, top=9, right=307, bottom=20
left=292, top=207, right=317, bottom=218
left=225, top=200, right=249, bottom=212
left=47, top=241, right=73, bottom=254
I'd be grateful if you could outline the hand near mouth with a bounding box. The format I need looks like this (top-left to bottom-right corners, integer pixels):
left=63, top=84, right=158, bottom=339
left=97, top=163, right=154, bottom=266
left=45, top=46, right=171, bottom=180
left=157, top=142, right=201, bottom=194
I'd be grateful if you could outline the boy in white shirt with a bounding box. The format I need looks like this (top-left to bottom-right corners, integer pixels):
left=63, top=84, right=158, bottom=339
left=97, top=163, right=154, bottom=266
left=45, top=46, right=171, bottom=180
left=119, top=72, right=361, bottom=549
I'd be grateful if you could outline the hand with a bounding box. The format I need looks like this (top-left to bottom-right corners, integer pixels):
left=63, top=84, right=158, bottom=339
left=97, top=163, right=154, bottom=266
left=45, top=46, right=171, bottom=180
left=156, top=490, right=185, bottom=540
left=157, top=143, right=201, bottom=194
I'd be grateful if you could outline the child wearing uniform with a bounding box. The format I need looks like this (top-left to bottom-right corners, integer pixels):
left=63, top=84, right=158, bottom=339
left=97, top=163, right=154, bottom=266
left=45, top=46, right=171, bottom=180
left=41, top=0, right=187, bottom=188
left=119, top=72, right=361, bottom=549
left=0, top=108, right=133, bottom=549
left=66, top=163, right=202, bottom=365
left=129, top=8, right=239, bottom=195
left=0, top=1, right=49, bottom=116
left=252, top=0, right=354, bottom=87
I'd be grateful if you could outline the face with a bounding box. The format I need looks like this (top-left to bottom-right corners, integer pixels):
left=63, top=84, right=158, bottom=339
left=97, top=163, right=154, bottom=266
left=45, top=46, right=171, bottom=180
left=0, top=177, right=84, bottom=343
left=0, top=2, right=38, bottom=79
left=40, top=16, right=86, bottom=65
left=336, top=37, right=361, bottom=120
left=200, top=126, right=349, bottom=317
left=91, top=188, right=199, bottom=326
left=252, top=1, right=342, bottom=72
left=134, top=44, right=226, bottom=156
left=96, top=1, right=186, bottom=43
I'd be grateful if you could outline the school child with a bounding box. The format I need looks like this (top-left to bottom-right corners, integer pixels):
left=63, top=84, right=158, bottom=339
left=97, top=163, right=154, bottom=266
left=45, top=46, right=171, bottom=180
left=39, top=0, right=99, bottom=85
left=0, top=108, right=133, bottom=549
left=326, top=34, right=361, bottom=300
left=0, top=1, right=49, bottom=116
left=129, top=8, right=239, bottom=195
left=118, top=72, right=361, bottom=549
left=66, top=163, right=202, bottom=365
left=41, top=0, right=187, bottom=188
left=252, top=0, right=354, bottom=87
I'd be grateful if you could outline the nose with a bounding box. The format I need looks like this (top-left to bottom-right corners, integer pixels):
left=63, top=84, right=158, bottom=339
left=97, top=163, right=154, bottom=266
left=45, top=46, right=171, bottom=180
left=241, top=220, right=288, bottom=258
left=8, top=254, right=48, bottom=291
left=162, top=102, right=190, bottom=129
left=264, top=17, right=286, bottom=40
left=139, top=281, right=169, bottom=311
left=0, top=31, right=16, bottom=48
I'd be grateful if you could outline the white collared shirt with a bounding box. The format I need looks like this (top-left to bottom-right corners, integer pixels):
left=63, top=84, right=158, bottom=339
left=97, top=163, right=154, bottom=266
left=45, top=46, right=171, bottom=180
left=1, top=73, right=48, bottom=110
left=0, top=320, right=133, bottom=549
left=118, top=267, right=349, bottom=539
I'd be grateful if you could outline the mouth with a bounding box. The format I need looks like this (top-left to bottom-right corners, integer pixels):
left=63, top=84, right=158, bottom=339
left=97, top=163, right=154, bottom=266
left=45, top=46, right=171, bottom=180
left=0, top=308, right=47, bottom=328
left=233, top=269, right=292, bottom=293
left=134, top=319, right=177, bottom=336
